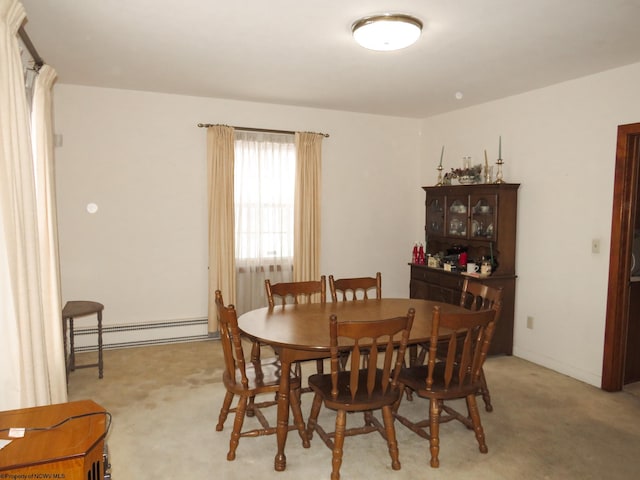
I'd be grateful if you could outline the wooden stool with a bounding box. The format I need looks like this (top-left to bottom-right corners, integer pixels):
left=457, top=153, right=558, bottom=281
left=62, top=301, right=104, bottom=379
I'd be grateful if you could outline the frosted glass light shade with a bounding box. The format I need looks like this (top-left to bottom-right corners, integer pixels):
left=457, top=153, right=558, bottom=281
left=352, top=14, right=422, bottom=51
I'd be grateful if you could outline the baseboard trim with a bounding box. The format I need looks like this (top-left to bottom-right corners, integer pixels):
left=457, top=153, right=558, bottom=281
left=73, top=317, right=218, bottom=352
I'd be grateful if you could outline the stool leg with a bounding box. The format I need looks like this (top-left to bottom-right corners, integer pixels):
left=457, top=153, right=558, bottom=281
left=62, top=318, right=69, bottom=383
left=97, top=310, right=104, bottom=379
left=69, top=317, right=76, bottom=371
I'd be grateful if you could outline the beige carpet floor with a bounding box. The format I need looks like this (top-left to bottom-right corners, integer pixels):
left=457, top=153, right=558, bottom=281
left=67, top=341, right=640, bottom=479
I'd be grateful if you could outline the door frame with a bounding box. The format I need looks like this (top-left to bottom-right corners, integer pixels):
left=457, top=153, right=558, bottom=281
left=602, top=123, right=640, bottom=391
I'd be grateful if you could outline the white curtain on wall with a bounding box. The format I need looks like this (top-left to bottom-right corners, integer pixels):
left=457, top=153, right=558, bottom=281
left=234, top=131, right=295, bottom=314
left=0, top=0, right=66, bottom=409
left=31, top=64, right=66, bottom=405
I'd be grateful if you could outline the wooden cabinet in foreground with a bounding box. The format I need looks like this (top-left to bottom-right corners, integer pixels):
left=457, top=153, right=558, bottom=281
left=411, top=183, right=519, bottom=355
left=0, top=400, right=110, bottom=479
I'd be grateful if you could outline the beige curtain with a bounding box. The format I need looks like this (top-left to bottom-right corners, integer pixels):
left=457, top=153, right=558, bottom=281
left=293, top=132, right=323, bottom=284
left=0, top=0, right=66, bottom=409
left=207, top=125, right=236, bottom=332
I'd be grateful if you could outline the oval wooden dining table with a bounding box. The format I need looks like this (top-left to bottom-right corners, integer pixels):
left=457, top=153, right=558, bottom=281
left=237, top=297, right=469, bottom=471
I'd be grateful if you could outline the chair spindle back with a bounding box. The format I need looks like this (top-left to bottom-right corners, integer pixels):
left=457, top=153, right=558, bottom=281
left=215, top=290, right=248, bottom=388
left=330, top=308, right=415, bottom=401
left=329, top=272, right=382, bottom=302
left=265, top=276, right=327, bottom=307
left=426, top=304, right=500, bottom=391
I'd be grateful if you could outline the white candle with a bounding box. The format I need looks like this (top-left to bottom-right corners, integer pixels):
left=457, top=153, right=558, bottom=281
left=498, top=136, right=502, bottom=159
left=439, top=145, right=444, bottom=167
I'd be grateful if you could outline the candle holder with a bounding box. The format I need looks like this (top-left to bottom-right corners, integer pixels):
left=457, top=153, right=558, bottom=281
left=484, top=164, right=492, bottom=184
left=436, top=164, right=444, bottom=186
left=494, top=158, right=505, bottom=184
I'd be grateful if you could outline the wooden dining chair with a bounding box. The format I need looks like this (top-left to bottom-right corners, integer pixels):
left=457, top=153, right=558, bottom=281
left=458, top=279, right=503, bottom=412
left=412, top=279, right=503, bottom=411
left=265, top=276, right=327, bottom=390
left=329, top=272, right=381, bottom=302
left=329, top=272, right=382, bottom=369
left=305, top=308, right=415, bottom=480
left=214, top=290, right=309, bottom=461
left=265, top=276, right=327, bottom=307
left=393, top=302, right=501, bottom=468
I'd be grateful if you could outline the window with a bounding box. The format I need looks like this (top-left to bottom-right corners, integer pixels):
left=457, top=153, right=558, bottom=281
left=234, top=131, right=295, bottom=312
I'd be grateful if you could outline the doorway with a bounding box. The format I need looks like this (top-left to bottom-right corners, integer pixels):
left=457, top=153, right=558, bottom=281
left=602, top=122, right=640, bottom=391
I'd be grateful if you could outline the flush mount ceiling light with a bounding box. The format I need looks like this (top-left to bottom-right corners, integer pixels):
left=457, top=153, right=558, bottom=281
left=352, top=13, right=423, bottom=51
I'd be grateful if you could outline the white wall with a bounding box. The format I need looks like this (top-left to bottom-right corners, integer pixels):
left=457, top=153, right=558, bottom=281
left=53, top=85, right=422, bottom=330
left=419, top=62, right=640, bottom=386
left=55, top=61, right=640, bottom=387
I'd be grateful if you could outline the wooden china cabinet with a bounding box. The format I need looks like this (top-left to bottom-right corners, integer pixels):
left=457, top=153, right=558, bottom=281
left=410, top=183, right=519, bottom=355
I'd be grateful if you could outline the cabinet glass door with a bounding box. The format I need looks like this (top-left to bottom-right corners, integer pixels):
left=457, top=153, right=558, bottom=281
left=426, top=196, right=445, bottom=236
left=447, top=195, right=468, bottom=238
left=470, top=194, right=497, bottom=240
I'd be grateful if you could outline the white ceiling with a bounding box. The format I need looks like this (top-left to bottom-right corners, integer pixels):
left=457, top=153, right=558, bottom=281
left=19, top=0, right=640, bottom=118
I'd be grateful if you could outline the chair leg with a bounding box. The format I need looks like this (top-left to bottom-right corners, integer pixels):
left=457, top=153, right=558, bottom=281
left=408, top=344, right=418, bottom=366
left=338, top=351, right=349, bottom=371
left=295, top=361, right=315, bottom=394
left=478, top=368, right=493, bottom=412
left=466, top=394, right=488, bottom=454
left=290, top=387, right=310, bottom=448
left=299, top=360, right=325, bottom=393
left=429, top=399, right=440, bottom=468
left=331, top=409, right=347, bottom=480
left=393, top=383, right=413, bottom=413
left=416, top=343, right=428, bottom=366
left=363, top=410, right=373, bottom=426
left=247, top=395, right=256, bottom=417
left=391, top=385, right=406, bottom=414
left=305, top=393, right=323, bottom=440
left=228, top=395, right=248, bottom=461
left=216, top=391, right=235, bottom=431
left=250, top=340, right=261, bottom=363
left=381, top=405, right=401, bottom=470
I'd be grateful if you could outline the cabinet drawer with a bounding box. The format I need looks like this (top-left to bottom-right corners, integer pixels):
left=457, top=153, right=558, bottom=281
left=410, top=266, right=465, bottom=290
left=429, top=285, right=457, bottom=304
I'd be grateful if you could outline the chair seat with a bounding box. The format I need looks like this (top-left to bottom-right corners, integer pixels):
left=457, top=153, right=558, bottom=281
left=309, top=369, right=402, bottom=411
left=224, top=357, right=300, bottom=393
left=399, top=364, right=479, bottom=399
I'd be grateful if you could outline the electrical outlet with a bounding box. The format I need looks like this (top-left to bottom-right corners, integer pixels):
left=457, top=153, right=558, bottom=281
left=526, top=316, right=534, bottom=329
left=592, top=238, right=601, bottom=254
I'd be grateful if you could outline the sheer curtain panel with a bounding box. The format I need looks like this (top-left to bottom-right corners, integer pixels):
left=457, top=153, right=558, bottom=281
left=31, top=64, right=67, bottom=405
left=234, top=131, right=295, bottom=314
left=0, top=0, right=66, bottom=410
left=207, top=125, right=236, bottom=333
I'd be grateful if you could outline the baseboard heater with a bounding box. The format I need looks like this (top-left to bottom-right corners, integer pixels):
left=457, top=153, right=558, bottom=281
left=73, top=317, right=218, bottom=352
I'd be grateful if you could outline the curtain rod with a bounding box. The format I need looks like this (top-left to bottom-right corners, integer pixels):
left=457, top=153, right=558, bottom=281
left=18, top=26, right=44, bottom=70
left=197, top=123, right=329, bottom=138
